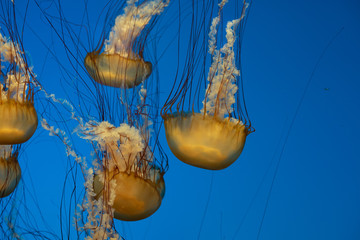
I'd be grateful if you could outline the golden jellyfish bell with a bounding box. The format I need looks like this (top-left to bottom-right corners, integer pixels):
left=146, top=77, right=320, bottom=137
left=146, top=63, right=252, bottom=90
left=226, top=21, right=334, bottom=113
left=84, top=52, right=152, bottom=88
left=0, top=153, right=21, bottom=198
left=93, top=170, right=165, bottom=221
left=164, top=113, right=248, bottom=170
left=0, top=100, right=38, bottom=145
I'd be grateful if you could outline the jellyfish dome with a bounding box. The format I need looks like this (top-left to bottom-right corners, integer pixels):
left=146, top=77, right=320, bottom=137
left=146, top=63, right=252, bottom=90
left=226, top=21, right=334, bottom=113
left=84, top=0, right=169, bottom=88
left=78, top=120, right=166, bottom=221
left=0, top=145, right=21, bottom=198
left=162, top=0, right=254, bottom=170
left=93, top=168, right=165, bottom=221
left=0, top=100, right=38, bottom=145
left=164, top=113, right=248, bottom=170
left=0, top=33, right=38, bottom=145
left=85, top=52, right=152, bottom=88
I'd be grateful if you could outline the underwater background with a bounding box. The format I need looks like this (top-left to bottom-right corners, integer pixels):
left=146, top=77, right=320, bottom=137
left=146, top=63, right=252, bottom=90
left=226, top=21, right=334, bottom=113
left=2, top=0, right=360, bottom=239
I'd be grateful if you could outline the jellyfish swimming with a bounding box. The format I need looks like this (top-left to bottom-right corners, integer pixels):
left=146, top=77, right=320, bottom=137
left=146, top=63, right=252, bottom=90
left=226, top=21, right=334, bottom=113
left=162, top=0, right=254, bottom=170
left=0, top=145, right=21, bottom=198
left=84, top=0, right=170, bottom=88
left=79, top=69, right=167, bottom=222
left=0, top=33, right=38, bottom=145
left=69, top=82, right=168, bottom=223
left=78, top=121, right=166, bottom=221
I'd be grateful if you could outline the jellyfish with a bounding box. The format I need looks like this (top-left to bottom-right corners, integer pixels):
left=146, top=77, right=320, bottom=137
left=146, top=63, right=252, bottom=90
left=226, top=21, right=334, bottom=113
left=0, top=145, right=21, bottom=198
left=84, top=0, right=170, bottom=88
left=77, top=121, right=166, bottom=221
left=59, top=82, right=168, bottom=223
left=161, top=0, right=254, bottom=170
left=0, top=33, right=38, bottom=145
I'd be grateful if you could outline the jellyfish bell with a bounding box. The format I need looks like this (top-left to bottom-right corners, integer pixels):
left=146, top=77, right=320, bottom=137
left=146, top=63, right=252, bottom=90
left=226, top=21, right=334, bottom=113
left=0, top=100, right=38, bottom=145
left=84, top=51, right=152, bottom=88
left=164, top=112, right=248, bottom=170
left=84, top=0, right=169, bottom=88
left=0, top=145, right=21, bottom=198
left=93, top=167, right=165, bottom=221
left=0, top=155, right=21, bottom=198
left=110, top=172, right=164, bottom=221
left=161, top=0, right=253, bottom=170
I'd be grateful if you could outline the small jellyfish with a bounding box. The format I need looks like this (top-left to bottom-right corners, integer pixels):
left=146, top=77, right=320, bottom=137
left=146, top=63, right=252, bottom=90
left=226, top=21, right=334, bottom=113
left=84, top=0, right=169, bottom=88
left=0, top=145, right=21, bottom=198
left=162, top=0, right=254, bottom=170
left=0, top=33, right=38, bottom=145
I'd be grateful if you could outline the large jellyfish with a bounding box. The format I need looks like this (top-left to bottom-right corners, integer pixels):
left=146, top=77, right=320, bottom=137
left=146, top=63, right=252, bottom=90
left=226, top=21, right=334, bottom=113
left=162, top=0, right=254, bottom=170
left=0, top=33, right=38, bottom=145
left=84, top=0, right=170, bottom=88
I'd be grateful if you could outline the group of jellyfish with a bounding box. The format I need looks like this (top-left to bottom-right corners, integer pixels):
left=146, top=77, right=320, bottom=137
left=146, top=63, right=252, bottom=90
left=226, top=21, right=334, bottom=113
left=0, top=0, right=254, bottom=238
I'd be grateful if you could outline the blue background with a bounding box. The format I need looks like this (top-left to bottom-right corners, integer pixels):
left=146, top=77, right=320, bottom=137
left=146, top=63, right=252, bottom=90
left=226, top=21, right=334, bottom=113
left=4, top=0, right=360, bottom=239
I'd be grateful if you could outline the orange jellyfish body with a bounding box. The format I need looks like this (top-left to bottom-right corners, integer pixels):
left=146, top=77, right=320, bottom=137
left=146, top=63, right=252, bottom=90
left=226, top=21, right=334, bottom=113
left=0, top=154, right=21, bottom=198
left=94, top=171, right=165, bottom=221
left=84, top=52, right=152, bottom=88
left=0, top=100, right=38, bottom=145
left=164, top=113, right=248, bottom=170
